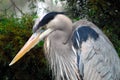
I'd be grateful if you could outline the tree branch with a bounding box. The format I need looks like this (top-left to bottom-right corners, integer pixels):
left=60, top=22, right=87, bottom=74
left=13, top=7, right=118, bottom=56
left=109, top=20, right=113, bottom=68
left=10, top=0, right=25, bottom=15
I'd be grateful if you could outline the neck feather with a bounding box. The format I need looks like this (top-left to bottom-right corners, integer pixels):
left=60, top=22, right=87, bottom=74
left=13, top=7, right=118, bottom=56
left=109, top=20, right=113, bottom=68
left=44, top=36, right=80, bottom=80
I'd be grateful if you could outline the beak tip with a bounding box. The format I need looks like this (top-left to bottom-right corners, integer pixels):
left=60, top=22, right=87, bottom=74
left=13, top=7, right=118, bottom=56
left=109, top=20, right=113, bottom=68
left=9, top=61, right=14, bottom=66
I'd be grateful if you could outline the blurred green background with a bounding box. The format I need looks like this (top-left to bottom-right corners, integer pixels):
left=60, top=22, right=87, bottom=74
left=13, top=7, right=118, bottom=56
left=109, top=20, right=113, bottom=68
left=0, top=0, right=120, bottom=80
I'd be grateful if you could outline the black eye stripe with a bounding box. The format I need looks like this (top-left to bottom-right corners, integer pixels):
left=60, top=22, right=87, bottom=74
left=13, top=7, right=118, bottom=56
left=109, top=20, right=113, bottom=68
left=33, top=12, right=64, bottom=33
left=38, top=12, right=64, bottom=27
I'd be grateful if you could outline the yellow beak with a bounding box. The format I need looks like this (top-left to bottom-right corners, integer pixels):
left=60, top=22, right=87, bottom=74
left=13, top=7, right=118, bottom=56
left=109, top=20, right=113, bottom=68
left=9, top=29, right=53, bottom=66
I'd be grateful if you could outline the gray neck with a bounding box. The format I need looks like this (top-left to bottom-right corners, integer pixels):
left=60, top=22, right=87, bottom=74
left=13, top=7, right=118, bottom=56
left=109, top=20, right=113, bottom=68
left=44, top=30, right=80, bottom=80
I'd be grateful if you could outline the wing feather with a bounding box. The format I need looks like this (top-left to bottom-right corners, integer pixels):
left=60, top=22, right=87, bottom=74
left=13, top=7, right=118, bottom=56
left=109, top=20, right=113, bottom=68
left=71, top=20, right=120, bottom=80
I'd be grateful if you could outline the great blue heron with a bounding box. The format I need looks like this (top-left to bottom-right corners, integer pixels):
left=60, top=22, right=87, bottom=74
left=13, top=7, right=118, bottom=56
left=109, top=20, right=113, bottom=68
left=9, top=12, right=120, bottom=80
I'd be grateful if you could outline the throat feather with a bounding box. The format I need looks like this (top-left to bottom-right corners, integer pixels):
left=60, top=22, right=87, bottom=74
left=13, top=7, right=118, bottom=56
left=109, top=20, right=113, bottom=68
left=44, top=38, right=81, bottom=80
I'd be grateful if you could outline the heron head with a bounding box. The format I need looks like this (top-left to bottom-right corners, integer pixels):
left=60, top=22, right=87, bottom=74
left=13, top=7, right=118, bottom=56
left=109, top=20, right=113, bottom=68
left=33, top=12, right=65, bottom=33
left=9, top=12, right=71, bottom=66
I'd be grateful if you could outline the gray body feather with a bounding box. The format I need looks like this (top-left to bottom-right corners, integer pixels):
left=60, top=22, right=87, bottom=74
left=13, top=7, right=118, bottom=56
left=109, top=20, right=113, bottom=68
left=73, top=20, right=120, bottom=80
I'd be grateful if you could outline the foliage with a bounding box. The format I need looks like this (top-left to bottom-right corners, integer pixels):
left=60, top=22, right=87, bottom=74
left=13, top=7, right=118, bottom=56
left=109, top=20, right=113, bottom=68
left=66, top=0, right=120, bottom=57
left=0, top=15, right=51, bottom=80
